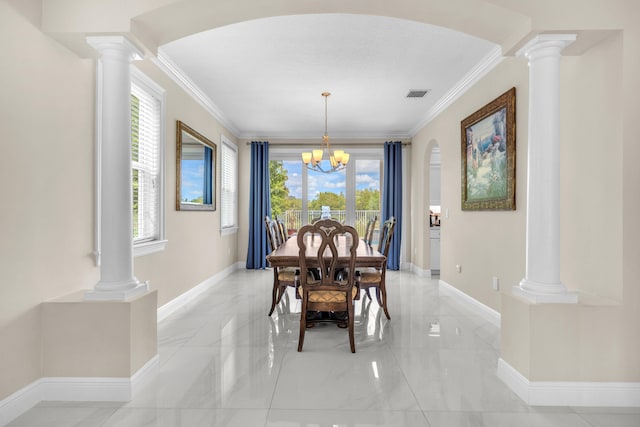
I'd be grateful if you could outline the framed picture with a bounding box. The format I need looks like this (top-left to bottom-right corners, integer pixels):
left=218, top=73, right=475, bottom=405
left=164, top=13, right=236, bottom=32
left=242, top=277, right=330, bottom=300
left=461, top=87, right=516, bottom=211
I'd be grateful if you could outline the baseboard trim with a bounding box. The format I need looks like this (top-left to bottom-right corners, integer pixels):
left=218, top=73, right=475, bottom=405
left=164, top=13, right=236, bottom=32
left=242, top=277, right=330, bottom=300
left=497, top=358, right=640, bottom=407
left=2, top=263, right=243, bottom=426
left=438, top=279, right=501, bottom=327
left=0, top=355, right=159, bottom=426
left=157, top=262, right=242, bottom=322
left=408, top=263, right=434, bottom=278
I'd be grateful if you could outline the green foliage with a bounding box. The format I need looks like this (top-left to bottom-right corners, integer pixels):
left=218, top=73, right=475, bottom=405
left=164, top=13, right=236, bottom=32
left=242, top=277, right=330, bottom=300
left=270, top=161, right=290, bottom=217
left=309, top=192, right=346, bottom=210
left=355, top=188, right=380, bottom=210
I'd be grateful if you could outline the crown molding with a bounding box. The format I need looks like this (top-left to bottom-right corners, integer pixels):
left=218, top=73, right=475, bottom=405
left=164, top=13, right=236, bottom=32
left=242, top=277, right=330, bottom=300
left=410, top=45, right=504, bottom=136
left=153, top=51, right=240, bottom=137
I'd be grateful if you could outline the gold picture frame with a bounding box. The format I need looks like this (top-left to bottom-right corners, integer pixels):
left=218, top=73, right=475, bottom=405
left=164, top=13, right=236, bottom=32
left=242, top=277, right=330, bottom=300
left=461, top=87, right=516, bottom=211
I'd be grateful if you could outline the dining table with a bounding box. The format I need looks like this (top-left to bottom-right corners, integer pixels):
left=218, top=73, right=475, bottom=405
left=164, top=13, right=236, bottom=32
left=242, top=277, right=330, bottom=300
left=266, top=233, right=386, bottom=270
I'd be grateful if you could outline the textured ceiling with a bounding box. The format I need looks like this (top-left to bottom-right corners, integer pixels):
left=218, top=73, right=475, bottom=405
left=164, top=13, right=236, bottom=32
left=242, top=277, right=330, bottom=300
left=159, top=14, right=498, bottom=140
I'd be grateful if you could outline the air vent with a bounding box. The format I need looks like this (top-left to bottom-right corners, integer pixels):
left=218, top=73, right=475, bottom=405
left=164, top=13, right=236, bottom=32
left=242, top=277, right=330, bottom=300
left=406, top=89, right=430, bottom=98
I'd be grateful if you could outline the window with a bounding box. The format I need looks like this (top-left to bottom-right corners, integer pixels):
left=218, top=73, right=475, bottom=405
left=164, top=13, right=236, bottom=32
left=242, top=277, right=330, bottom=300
left=220, top=134, right=238, bottom=234
left=269, top=148, right=382, bottom=236
left=131, top=68, right=167, bottom=255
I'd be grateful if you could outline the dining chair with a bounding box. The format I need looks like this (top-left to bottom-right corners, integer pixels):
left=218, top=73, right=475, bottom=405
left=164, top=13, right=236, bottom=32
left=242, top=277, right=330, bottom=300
left=357, top=216, right=396, bottom=319
left=265, top=216, right=298, bottom=316
left=296, top=219, right=360, bottom=353
left=364, top=215, right=378, bottom=246
left=276, top=216, right=288, bottom=244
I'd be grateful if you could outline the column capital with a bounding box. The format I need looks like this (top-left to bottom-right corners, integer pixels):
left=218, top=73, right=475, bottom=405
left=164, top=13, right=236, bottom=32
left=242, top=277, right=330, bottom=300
left=516, top=34, right=577, bottom=61
left=86, top=36, right=143, bottom=62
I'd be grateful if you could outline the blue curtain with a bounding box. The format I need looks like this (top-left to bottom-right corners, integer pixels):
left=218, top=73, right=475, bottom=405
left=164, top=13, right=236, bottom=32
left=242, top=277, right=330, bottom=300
left=246, top=141, right=272, bottom=269
left=203, top=146, right=213, bottom=205
left=382, top=141, right=402, bottom=270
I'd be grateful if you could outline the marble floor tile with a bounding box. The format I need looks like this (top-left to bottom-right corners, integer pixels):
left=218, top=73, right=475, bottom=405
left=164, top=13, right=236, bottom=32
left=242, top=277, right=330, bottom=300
left=5, top=269, right=638, bottom=427
left=271, top=344, right=420, bottom=411
left=576, top=413, right=640, bottom=427
left=101, top=408, right=268, bottom=427
left=425, top=411, right=595, bottom=427
left=5, top=406, right=117, bottom=427
left=266, top=409, right=430, bottom=426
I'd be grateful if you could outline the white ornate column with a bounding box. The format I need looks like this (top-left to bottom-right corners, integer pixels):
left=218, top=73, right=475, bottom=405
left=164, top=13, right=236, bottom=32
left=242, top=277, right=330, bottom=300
left=85, top=36, right=148, bottom=300
left=514, top=34, right=578, bottom=303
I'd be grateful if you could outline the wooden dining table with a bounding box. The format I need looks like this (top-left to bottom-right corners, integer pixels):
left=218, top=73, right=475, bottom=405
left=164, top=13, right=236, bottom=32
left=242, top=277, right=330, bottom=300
left=266, top=233, right=386, bottom=269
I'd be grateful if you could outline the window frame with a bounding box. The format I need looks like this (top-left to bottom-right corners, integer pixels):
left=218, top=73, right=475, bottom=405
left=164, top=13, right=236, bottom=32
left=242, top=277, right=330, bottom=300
left=131, top=67, right=167, bottom=256
left=269, top=147, right=383, bottom=225
left=220, top=134, right=239, bottom=235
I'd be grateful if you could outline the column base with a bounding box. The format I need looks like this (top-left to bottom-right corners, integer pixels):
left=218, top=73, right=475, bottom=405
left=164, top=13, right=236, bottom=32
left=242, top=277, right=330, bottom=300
left=513, top=280, right=578, bottom=304
left=85, top=281, right=149, bottom=301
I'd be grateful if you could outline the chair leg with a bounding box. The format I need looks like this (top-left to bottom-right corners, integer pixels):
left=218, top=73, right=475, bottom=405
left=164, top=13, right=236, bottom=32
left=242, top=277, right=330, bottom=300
left=268, top=283, right=279, bottom=316
left=268, top=269, right=280, bottom=316
left=375, top=287, right=382, bottom=307
left=275, top=284, right=287, bottom=304
left=297, top=301, right=307, bottom=352
left=379, top=285, right=390, bottom=320
left=347, top=302, right=356, bottom=353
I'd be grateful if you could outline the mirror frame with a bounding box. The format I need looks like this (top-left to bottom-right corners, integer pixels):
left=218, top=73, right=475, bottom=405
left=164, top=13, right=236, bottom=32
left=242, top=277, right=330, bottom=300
left=176, top=120, right=217, bottom=211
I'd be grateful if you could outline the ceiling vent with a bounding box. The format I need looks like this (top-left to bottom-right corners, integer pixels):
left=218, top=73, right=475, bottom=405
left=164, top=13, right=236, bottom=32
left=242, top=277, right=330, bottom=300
left=406, top=89, right=430, bottom=98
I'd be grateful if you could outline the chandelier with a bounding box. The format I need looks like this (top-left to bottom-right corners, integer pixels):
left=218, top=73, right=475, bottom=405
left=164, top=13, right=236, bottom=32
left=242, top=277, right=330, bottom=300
left=301, top=92, right=350, bottom=173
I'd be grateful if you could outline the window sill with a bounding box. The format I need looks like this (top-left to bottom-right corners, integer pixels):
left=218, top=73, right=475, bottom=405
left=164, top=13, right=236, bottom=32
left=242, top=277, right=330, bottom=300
left=220, top=226, right=238, bottom=236
left=134, top=239, right=168, bottom=257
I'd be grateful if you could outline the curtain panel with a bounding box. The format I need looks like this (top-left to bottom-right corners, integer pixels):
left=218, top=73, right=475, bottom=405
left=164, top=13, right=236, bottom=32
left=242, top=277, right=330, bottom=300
left=246, top=141, right=272, bottom=269
left=382, top=141, right=402, bottom=270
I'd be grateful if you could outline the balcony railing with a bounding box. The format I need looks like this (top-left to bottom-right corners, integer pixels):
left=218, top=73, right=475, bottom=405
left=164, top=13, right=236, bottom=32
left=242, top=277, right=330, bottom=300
left=276, top=210, right=381, bottom=243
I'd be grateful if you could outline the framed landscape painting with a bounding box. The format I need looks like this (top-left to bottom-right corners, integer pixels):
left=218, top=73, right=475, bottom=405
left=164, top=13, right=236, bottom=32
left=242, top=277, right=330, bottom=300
left=461, top=87, right=516, bottom=211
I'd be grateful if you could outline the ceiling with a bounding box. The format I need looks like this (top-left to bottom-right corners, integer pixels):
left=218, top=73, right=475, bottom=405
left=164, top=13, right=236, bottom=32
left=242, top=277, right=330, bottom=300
left=159, top=14, right=499, bottom=140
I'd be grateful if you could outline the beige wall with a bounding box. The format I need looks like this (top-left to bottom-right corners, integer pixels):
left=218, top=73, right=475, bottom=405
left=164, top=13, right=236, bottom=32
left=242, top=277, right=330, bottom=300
left=132, top=59, right=239, bottom=308
left=42, top=291, right=157, bottom=378
left=0, top=0, right=240, bottom=400
left=408, top=5, right=639, bottom=382
left=0, top=0, right=98, bottom=398
left=2, top=0, right=639, bottom=403
left=411, top=57, right=529, bottom=312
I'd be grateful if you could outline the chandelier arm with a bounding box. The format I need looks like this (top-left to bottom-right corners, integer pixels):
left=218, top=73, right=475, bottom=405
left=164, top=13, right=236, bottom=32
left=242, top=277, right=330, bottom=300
left=301, top=91, right=348, bottom=174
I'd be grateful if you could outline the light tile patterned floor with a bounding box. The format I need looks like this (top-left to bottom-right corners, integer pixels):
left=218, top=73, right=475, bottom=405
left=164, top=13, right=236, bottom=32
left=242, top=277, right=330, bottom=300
left=6, top=269, right=639, bottom=426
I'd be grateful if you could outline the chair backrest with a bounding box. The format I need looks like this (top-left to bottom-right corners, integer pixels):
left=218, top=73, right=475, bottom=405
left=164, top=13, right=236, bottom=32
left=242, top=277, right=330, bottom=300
left=297, top=219, right=359, bottom=289
left=378, top=216, right=397, bottom=257
left=276, top=217, right=287, bottom=243
left=364, top=215, right=378, bottom=246
left=264, top=216, right=281, bottom=252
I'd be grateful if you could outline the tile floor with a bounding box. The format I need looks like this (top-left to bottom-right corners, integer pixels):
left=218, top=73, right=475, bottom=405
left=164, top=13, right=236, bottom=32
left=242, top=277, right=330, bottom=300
left=7, top=269, right=640, bottom=426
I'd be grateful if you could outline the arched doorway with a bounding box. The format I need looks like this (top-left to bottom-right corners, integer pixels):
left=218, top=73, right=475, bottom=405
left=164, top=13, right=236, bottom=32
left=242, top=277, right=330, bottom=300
left=426, top=143, right=441, bottom=276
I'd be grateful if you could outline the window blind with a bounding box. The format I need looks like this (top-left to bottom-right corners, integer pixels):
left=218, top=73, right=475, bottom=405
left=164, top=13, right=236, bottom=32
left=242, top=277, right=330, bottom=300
left=131, top=83, right=160, bottom=242
left=221, top=138, right=238, bottom=229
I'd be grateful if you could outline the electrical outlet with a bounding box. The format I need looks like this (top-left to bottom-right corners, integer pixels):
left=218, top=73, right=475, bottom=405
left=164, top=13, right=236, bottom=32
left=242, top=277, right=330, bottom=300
left=492, top=276, right=499, bottom=291
left=456, top=264, right=462, bottom=273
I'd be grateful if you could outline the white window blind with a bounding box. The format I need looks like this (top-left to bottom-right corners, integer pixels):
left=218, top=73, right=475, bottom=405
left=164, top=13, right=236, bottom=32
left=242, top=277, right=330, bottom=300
left=131, top=82, right=161, bottom=243
left=221, top=136, right=238, bottom=232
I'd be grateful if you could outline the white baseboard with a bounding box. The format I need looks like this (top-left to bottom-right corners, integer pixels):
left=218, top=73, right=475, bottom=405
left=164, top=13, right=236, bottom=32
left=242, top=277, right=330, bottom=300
left=157, top=262, right=241, bottom=322
left=497, top=358, right=640, bottom=407
left=438, top=279, right=501, bottom=327
left=408, top=263, right=433, bottom=278
left=2, top=263, right=244, bottom=427
left=0, top=355, right=159, bottom=427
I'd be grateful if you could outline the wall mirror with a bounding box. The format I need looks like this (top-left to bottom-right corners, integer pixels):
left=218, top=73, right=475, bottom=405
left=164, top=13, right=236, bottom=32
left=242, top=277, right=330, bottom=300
left=176, top=120, right=216, bottom=211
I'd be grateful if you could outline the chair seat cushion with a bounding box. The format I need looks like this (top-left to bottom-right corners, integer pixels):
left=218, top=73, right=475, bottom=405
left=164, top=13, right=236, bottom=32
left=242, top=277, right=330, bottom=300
left=298, top=284, right=358, bottom=302
left=358, top=270, right=382, bottom=284
left=277, top=267, right=297, bottom=281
